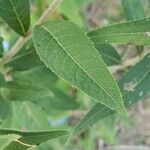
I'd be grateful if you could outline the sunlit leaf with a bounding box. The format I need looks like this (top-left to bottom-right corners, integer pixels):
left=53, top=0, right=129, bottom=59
left=88, top=18, right=150, bottom=45
left=1, top=101, right=50, bottom=130
left=1, top=80, right=54, bottom=101
left=0, top=129, right=68, bottom=150
left=93, top=43, right=121, bottom=65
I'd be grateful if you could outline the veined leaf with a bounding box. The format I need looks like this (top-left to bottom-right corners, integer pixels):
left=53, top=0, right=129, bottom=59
left=121, top=0, right=146, bottom=54
left=59, top=0, right=84, bottom=26
left=33, top=20, right=127, bottom=116
left=0, top=129, right=68, bottom=149
left=1, top=101, right=50, bottom=130
left=121, top=0, right=145, bottom=20
left=12, top=66, right=58, bottom=88
left=12, top=67, right=78, bottom=110
left=0, top=134, right=20, bottom=150
left=73, top=54, right=150, bottom=135
left=1, top=80, right=54, bottom=101
left=94, top=43, right=121, bottom=66
left=88, top=18, right=150, bottom=45
left=7, top=41, right=43, bottom=71
left=0, top=0, right=30, bottom=36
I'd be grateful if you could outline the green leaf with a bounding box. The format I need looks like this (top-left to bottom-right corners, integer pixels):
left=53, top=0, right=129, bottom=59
left=0, top=0, right=30, bottom=36
left=121, top=0, right=145, bottom=20
left=12, top=66, right=58, bottom=88
left=33, top=20, right=127, bottom=116
left=1, top=101, right=50, bottom=130
left=94, top=43, right=121, bottom=65
left=88, top=18, right=150, bottom=45
left=7, top=41, right=43, bottom=71
left=36, top=87, right=79, bottom=111
left=1, top=80, right=54, bottom=101
left=0, top=94, right=10, bottom=121
left=12, top=67, right=79, bottom=110
left=73, top=54, right=150, bottom=135
left=0, top=134, right=20, bottom=150
left=121, top=0, right=146, bottom=54
left=0, top=129, right=68, bottom=149
left=58, top=0, right=84, bottom=26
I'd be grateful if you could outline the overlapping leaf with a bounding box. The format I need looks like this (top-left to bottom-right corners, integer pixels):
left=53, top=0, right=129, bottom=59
left=0, top=0, right=30, bottom=36
left=12, top=66, right=58, bottom=88
left=12, top=66, right=79, bottom=110
left=1, top=80, right=54, bottom=101
left=73, top=54, right=150, bottom=135
left=121, top=0, right=145, bottom=20
left=59, top=0, right=83, bottom=25
left=93, top=43, right=121, bottom=65
left=0, top=134, right=20, bottom=150
left=33, top=20, right=127, bottom=116
left=88, top=18, right=150, bottom=45
left=1, top=101, right=50, bottom=130
left=7, top=42, right=43, bottom=71
left=0, top=129, right=68, bottom=150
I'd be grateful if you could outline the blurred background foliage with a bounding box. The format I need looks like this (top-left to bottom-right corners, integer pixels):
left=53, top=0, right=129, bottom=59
left=0, top=0, right=150, bottom=149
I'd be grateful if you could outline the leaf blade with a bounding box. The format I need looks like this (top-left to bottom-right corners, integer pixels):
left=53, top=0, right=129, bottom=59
left=88, top=18, right=150, bottom=45
left=121, top=0, right=145, bottom=20
left=0, top=134, right=20, bottom=150
left=0, top=129, right=68, bottom=149
left=73, top=54, right=150, bottom=135
left=1, top=80, right=54, bottom=101
left=0, top=0, right=30, bottom=36
left=33, top=20, right=127, bottom=116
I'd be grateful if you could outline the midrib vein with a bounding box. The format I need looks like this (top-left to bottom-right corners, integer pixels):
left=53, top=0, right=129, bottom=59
left=90, top=32, right=150, bottom=37
left=9, top=0, right=25, bottom=34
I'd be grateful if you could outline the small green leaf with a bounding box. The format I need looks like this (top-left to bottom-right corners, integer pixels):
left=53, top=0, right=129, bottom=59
left=59, top=0, right=84, bottom=25
left=0, top=129, right=68, bottom=149
left=1, top=80, right=54, bottom=101
left=12, top=67, right=79, bottom=110
left=88, top=18, right=150, bottom=45
left=93, top=43, right=121, bottom=65
left=0, top=0, right=30, bottom=36
left=1, top=101, right=50, bottom=130
left=0, top=134, right=20, bottom=150
left=36, top=87, right=79, bottom=111
left=33, top=20, right=127, bottom=116
left=7, top=41, right=43, bottom=71
left=12, top=66, right=58, bottom=88
left=121, top=0, right=145, bottom=20
left=73, top=54, right=150, bottom=135
left=121, top=0, right=146, bottom=54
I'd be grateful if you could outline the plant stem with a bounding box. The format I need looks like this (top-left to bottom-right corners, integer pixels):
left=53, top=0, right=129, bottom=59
left=1, top=0, right=63, bottom=64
